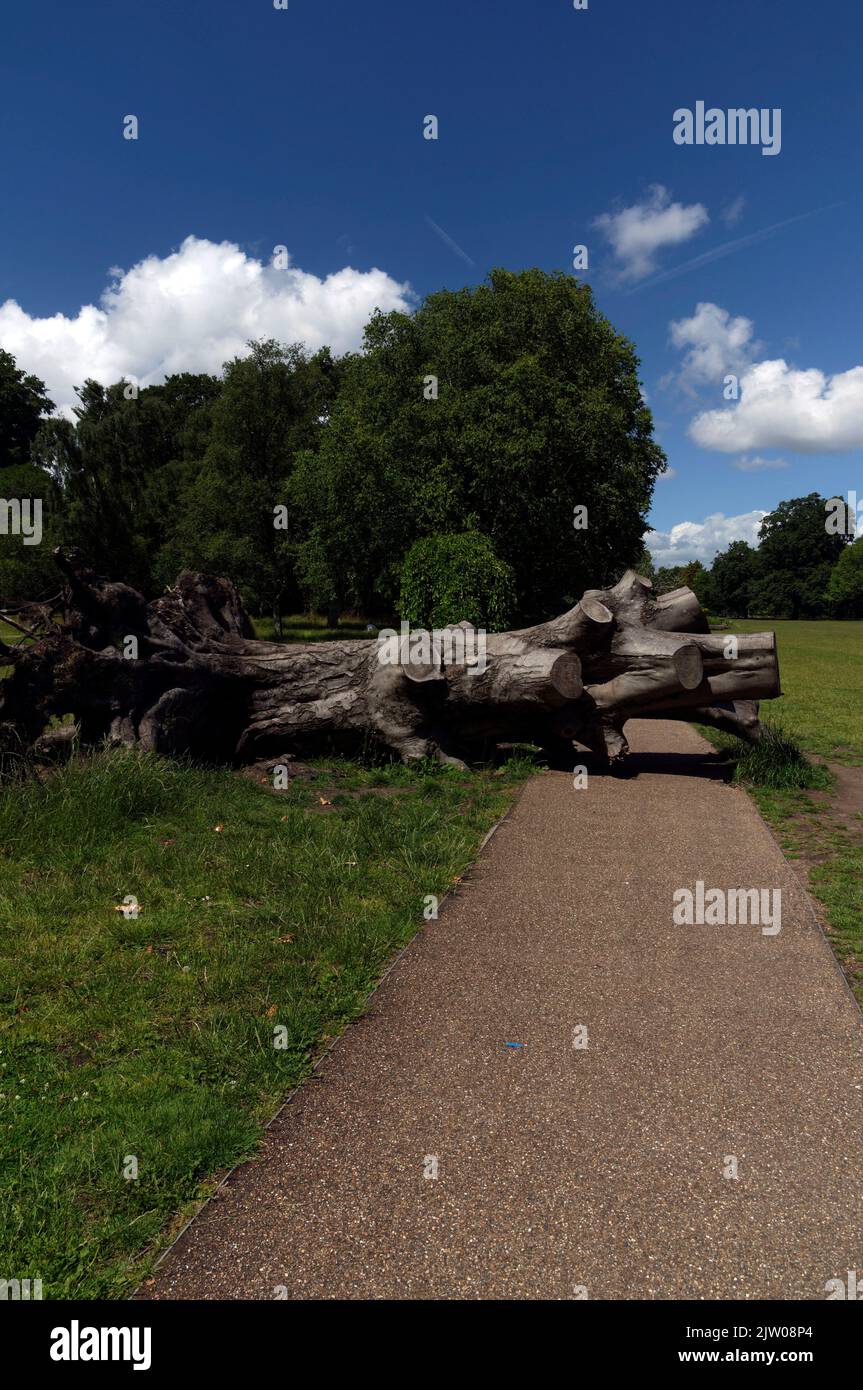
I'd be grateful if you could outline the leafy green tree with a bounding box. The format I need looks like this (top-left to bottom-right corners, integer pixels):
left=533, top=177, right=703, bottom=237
left=33, top=372, right=222, bottom=595
left=0, top=461, right=60, bottom=603
left=0, top=354, right=57, bottom=602
left=399, top=531, right=516, bottom=630
left=826, top=536, right=863, bottom=617
left=653, top=560, right=710, bottom=602
left=168, top=341, right=343, bottom=631
left=0, top=349, right=54, bottom=467
left=632, top=543, right=656, bottom=583
left=292, top=268, right=664, bottom=622
left=751, top=493, right=851, bottom=618
left=702, top=540, right=762, bottom=617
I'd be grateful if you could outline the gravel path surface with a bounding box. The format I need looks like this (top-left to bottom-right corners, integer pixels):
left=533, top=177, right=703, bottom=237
left=139, top=720, right=863, bottom=1300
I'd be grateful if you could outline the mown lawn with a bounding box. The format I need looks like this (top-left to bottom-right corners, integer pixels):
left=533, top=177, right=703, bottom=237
left=253, top=614, right=378, bottom=644
left=0, top=750, right=524, bottom=1298
left=707, top=618, right=863, bottom=1003
left=743, top=774, right=863, bottom=1004
left=723, top=619, right=863, bottom=763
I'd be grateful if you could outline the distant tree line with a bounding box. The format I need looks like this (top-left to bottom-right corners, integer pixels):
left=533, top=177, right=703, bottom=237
left=643, top=493, right=862, bottom=620
left=1, top=267, right=860, bottom=625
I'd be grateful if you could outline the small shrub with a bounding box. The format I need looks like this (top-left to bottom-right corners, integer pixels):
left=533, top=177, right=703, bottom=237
left=399, top=532, right=516, bottom=631
left=732, top=721, right=831, bottom=791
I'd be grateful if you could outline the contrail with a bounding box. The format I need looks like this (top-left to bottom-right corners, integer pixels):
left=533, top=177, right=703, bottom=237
left=628, top=201, right=843, bottom=292
left=424, top=215, right=475, bottom=266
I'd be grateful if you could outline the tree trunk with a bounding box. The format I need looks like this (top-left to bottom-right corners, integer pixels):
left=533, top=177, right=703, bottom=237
left=0, top=552, right=780, bottom=771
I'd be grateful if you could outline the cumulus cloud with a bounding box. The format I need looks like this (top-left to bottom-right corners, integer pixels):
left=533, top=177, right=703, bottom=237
left=666, top=301, right=758, bottom=394
left=0, top=235, right=414, bottom=415
left=689, top=359, right=863, bottom=452
left=594, top=184, right=708, bottom=282
left=645, top=509, right=766, bottom=566
left=657, top=465, right=677, bottom=481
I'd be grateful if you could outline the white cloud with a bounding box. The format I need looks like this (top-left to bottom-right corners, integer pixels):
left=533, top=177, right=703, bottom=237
left=690, top=358, right=863, bottom=452
left=645, top=509, right=766, bottom=566
left=657, top=466, right=677, bottom=481
left=631, top=206, right=836, bottom=294
left=0, top=235, right=414, bottom=415
left=594, top=185, right=709, bottom=282
left=667, top=301, right=757, bottom=393
left=733, top=454, right=788, bottom=471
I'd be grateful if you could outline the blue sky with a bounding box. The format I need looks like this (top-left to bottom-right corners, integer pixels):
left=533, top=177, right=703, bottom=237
left=2, top=0, right=861, bottom=564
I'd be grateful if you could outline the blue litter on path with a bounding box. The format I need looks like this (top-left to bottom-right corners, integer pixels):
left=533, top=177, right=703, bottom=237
left=504, top=1042, right=525, bottom=1049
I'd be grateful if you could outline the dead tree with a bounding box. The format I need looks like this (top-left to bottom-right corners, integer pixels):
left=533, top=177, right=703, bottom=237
left=0, top=551, right=780, bottom=770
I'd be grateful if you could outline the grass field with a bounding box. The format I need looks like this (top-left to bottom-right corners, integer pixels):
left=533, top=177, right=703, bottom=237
left=722, top=619, right=863, bottom=763
left=0, top=750, right=525, bottom=1297
left=2, top=611, right=861, bottom=1295
left=708, top=618, right=863, bottom=1004
left=253, top=614, right=377, bottom=644
left=740, top=769, right=863, bottom=1005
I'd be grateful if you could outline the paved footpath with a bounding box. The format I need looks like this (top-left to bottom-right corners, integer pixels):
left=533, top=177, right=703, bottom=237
left=141, top=721, right=863, bottom=1300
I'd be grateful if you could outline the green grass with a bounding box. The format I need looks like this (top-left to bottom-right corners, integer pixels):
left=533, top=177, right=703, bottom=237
left=705, top=720, right=833, bottom=792
left=0, top=749, right=523, bottom=1298
left=252, top=614, right=378, bottom=644
left=0, top=619, right=23, bottom=681
left=741, top=779, right=863, bottom=1004
left=721, top=620, right=863, bottom=763
left=809, top=843, right=863, bottom=991
left=702, top=620, right=863, bottom=1004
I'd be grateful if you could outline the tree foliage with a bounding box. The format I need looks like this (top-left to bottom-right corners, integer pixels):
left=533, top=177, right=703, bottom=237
left=751, top=493, right=851, bottom=618
left=653, top=560, right=710, bottom=602
left=33, top=373, right=222, bottom=594
left=291, top=267, right=664, bottom=622
left=702, top=541, right=761, bottom=618
left=164, top=341, right=343, bottom=629
left=0, top=352, right=57, bottom=601
left=0, top=348, right=54, bottom=468
left=399, top=531, right=516, bottom=630
left=826, top=536, right=863, bottom=618
left=0, top=461, right=60, bottom=602
left=5, top=324, right=862, bottom=633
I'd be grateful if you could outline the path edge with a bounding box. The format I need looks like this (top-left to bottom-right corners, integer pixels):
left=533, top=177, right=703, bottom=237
left=130, top=777, right=529, bottom=1297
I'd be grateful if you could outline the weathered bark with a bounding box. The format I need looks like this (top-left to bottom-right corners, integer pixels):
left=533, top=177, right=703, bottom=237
left=0, top=552, right=781, bottom=771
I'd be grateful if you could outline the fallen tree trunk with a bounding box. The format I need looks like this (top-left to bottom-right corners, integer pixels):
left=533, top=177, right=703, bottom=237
left=0, top=552, right=781, bottom=770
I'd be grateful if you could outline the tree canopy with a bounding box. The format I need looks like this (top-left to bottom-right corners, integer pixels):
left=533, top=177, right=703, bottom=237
left=399, top=531, right=516, bottom=630
left=826, top=536, right=863, bottom=618
left=702, top=541, right=761, bottom=619
left=163, top=341, right=343, bottom=630
left=291, top=267, right=664, bottom=622
left=0, top=348, right=54, bottom=469
left=3, top=319, right=861, bottom=628
left=751, top=493, right=852, bottom=619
